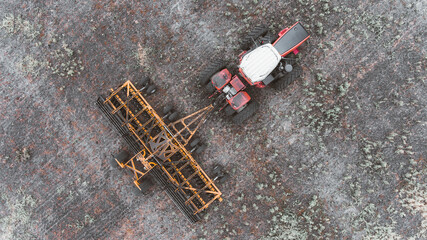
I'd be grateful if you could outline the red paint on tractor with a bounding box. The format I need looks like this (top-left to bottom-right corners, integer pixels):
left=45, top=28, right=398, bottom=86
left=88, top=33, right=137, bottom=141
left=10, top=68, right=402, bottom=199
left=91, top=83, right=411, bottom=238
left=227, top=91, right=251, bottom=110
left=212, top=69, right=232, bottom=90
left=230, top=76, right=246, bottom=92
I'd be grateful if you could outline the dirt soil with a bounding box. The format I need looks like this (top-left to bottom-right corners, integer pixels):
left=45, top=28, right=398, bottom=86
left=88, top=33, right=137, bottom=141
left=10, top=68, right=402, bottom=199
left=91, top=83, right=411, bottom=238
left=0, top=0, right=426, bottom=239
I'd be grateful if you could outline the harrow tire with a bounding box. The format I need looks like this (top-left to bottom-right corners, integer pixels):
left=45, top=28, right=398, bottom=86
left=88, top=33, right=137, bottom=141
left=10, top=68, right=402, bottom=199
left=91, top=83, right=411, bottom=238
left=114, top=150, right=129, bottom=163
left=146, top=85, right=157, bottom=95
left=110, top=157, right=120, bottom=168
left=195, top=144, right=207, bottom=154
left=199, top=60, right=227, bottom=86
left=218, top=172, right=230, bottom=184
left=241, top=25, right=269, bottom=50
left=163, top=104, right=174, bottom=115
left=139, top=178, right=154, bottom=195
left=232, top=101, right=259, bottom=124
left=190, top=138, right=201, bottom=148
left=140, top=76, right=149, bottom=87
left=168, top=112, right=179, bottom=122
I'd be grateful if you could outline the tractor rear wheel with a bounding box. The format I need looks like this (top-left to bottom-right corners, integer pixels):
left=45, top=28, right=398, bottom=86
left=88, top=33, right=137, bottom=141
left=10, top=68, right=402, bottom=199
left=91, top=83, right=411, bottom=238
left=241, top=25, right=269, bottom=50
left=272, top=65, right=302, bottom=91
left=224, top=105, right=235, bottom=116
left=206, top=82, right=216, bottom=94
left=199, top=60, right=227, bottom=86
left=232, top=101, right=259, bottom=124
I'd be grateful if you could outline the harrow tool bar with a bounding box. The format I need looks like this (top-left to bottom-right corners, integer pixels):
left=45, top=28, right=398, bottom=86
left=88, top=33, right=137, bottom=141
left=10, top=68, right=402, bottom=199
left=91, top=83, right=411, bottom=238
left=97, top=81, right=222, bottom=222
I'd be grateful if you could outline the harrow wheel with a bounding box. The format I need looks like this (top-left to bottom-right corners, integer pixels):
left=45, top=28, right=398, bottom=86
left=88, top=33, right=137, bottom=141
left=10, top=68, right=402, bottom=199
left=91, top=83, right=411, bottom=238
left=163, top=104, right=173, bottom=115
left=114, top=150, right=130, bottom=164
left=110, top=157, right=120, bottom=168
left=146, top=85, right=157, bottom=95
left=134, top=176, right=154, bottom=195
left=168, top=112, right=179, bottom=122
left=190, top=138, right=200, bottom=148
left=195, top=144, right=207, bottom=154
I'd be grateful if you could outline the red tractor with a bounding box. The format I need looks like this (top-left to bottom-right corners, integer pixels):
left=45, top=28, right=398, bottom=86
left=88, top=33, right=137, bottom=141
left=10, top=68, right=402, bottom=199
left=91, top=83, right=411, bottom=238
left=199, top=22, right=310, bottom=124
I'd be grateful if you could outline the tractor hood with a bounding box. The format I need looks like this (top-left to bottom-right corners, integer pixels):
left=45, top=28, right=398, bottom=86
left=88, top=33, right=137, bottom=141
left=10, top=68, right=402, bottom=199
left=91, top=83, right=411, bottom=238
left=239, top=44, right=281, bottom=83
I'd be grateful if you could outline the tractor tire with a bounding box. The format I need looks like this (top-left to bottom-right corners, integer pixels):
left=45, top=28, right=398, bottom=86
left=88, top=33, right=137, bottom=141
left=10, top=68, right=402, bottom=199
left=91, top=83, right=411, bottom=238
left=206, top=82, right=216, bottom=94
left=163, top=104, right=173, bottom=115
left=168, top=112, right=179, bottom=122
left=190, top=138, right=201, bottom=148
left=224, top=105, right=235, bottom=116
left=259, top=32, right=277, bottom=45
left=232, top=101, right=259, bottom=124
left=146, top=85, right=157, bottom=95
left=198, top=60, right=227, bottom=86
left=241, top=25, right=269, bottom=50
left=272, top=65, right=302, bottom=91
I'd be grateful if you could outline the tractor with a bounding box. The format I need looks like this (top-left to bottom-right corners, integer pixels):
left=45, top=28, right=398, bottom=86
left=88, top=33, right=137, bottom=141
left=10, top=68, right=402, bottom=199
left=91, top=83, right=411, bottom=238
left=199, top=22, right=310, bottom=124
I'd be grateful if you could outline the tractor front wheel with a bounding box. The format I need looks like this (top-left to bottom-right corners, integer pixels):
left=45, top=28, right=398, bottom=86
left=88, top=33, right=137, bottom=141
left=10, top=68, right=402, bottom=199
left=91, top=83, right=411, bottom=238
left=241, top=25, right=269, bottom=50
left=272, top=65, right=302, bottom=91
left=232, top=101, right=259, bottom=124
left=206, top=82, right=216, bottom=94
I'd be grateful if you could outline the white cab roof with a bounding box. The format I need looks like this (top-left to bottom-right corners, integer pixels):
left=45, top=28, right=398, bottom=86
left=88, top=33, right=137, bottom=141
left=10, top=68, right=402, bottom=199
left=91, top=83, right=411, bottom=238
left=239, top=44, right=281, bottom=83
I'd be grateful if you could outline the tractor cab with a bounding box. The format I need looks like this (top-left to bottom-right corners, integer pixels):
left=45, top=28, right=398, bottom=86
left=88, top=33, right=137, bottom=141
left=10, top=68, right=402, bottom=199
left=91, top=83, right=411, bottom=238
left=238, top=44, right=282, bottom=85
left=238, top=22, right=310, bottom=87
